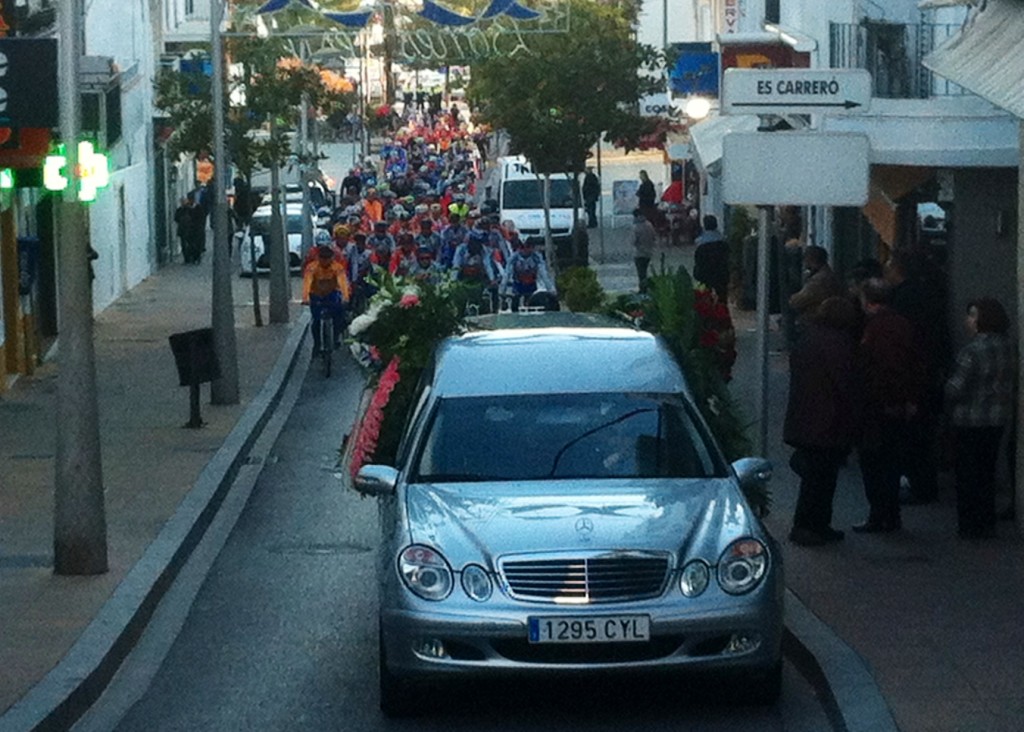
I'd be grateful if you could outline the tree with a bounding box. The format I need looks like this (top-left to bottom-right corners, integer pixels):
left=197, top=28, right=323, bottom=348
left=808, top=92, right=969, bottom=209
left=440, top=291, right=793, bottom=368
left=154, top=16, right=355, bottom=325
left=468, top=0, right=663, bottom=259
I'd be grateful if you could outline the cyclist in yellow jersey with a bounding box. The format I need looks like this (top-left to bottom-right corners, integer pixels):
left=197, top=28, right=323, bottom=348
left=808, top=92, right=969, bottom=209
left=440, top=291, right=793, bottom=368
left=302, top=245, right=352, bottom=356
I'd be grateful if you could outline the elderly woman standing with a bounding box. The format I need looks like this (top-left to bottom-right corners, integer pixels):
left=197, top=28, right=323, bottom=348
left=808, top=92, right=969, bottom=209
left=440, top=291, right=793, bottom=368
left=945, top=298, right=1017, bottom=539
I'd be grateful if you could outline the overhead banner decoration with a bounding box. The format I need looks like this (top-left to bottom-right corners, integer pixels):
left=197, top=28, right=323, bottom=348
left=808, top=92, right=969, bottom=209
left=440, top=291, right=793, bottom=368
left=244, top=0, right=569, bottom=62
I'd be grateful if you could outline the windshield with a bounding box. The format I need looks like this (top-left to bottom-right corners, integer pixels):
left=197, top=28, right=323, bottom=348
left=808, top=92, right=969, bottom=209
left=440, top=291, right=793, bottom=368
left=502, top=178, right=577, bottom=210
left=250, top=213, right=306, bottom=236
left=412, top=393, right=725, bottom=482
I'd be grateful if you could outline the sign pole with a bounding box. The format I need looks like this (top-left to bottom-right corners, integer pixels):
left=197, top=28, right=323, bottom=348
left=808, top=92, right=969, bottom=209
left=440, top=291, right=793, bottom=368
left=209, top=0, right=239, bottom=404
left=755, top=205, right=770, bottom=456
left=53, top=0, right=108, bottom=575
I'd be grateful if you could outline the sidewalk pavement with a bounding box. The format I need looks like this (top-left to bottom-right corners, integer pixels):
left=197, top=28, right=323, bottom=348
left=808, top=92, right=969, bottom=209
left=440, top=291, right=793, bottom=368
left=1, top=229, right=1021, bottom=731
left=0, top=262, right=307, bottom=730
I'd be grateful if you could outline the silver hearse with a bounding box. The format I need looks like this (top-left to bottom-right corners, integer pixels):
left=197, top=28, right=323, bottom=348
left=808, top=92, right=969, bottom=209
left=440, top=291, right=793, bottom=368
left=354, top=322, right=783, bottom=716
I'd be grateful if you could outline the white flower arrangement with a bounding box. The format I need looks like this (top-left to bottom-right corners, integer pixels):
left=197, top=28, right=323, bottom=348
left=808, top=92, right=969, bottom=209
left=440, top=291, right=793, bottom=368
left=348, top=301, right=385, bottom=336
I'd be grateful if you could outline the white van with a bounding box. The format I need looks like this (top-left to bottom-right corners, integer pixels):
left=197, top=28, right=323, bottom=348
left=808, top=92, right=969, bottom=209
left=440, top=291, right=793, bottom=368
left=494, top=156, right=579, bottom=251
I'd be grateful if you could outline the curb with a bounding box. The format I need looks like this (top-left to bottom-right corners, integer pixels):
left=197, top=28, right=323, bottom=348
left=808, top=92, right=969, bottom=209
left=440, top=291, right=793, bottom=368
left=782, top=588, right=900, bottom=732
left=0, top=312, right=311, bottom=732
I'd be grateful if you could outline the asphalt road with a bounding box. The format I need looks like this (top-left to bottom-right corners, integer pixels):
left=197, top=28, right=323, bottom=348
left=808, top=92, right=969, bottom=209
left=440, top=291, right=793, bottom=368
left=78, top=351, right=829, bottom=732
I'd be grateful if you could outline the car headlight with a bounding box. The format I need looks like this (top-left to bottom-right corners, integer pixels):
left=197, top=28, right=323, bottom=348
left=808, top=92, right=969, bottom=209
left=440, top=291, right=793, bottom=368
left=680, top=560, right=710, bottom=597
left=398, top=545, right=453, bottom=601
left=460, top=564, right=493, bottom=602
left=717, top=539, right=768, bottom=595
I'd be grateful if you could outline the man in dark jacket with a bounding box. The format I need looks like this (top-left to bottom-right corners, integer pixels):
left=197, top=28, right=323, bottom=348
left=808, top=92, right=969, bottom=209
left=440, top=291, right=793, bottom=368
left=853, top=278, right=927, bottom=533
left=693, top=215, right=729, bottom=302
left=784, top=297, right=860, bottom=546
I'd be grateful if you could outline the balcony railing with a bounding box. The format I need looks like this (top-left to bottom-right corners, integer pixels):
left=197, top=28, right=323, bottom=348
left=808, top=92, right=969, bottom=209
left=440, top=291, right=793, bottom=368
left=830, top=21, right=966, bottom=98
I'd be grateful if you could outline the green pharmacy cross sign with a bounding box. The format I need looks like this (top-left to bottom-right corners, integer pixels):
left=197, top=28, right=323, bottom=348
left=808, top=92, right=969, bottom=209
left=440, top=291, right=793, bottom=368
left=43, top=141, right=110, bottom=202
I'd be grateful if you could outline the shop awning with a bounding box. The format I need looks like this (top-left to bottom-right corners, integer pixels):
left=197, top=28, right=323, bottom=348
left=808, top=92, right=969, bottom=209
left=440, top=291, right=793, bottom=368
left=821, top=97, right=1018, bottom=168
left=922, top=0, right=1024, bottom=119
left=688, top=114, right=760, bottom=175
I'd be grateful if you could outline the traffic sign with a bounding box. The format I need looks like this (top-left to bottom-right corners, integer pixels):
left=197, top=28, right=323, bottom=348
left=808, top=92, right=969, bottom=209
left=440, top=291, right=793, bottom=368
left=722, top=131, right=869, bottom=206
left=722, top=68, right=871, bottom=115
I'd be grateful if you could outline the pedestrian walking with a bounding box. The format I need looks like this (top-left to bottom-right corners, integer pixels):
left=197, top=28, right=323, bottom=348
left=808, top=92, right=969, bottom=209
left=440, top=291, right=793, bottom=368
left=631, top=208, right=656, bottom=293
left=784, top=297, right=860, bottom=546
left=582, top=166, right=600, bottom=229
left=852, top=278, right=927, bottom=534
left=173, top=195, right=195, bottom=263
left=693, top=215, right=729, bottom=302
left=945, top=297, right=1016, bottom=539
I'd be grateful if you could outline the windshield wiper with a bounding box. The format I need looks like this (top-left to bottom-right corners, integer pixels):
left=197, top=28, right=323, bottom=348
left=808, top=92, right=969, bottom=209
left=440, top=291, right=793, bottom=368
left=547, top=408, right=656, bottom=478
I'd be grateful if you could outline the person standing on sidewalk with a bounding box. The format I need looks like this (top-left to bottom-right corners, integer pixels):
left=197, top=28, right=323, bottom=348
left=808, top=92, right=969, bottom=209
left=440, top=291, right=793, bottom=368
left=693, top=215, right=729, bottom=303
left=631, top=208, right=657, bottom=293
left=945, top=297, right=1016, bottom=539
left=582, top=166, right=600, bottom=229
left=853, top=278, right=927, bottom=534
left=784, top=296, right=860, bottom=546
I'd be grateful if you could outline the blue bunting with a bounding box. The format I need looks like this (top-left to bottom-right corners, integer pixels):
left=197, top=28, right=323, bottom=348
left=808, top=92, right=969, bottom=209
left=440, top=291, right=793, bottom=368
left=258, top=0, right=543, bottom=27
left=323, top=11, right=374, bottom=27
left=418, top=0, right=475, bottom=26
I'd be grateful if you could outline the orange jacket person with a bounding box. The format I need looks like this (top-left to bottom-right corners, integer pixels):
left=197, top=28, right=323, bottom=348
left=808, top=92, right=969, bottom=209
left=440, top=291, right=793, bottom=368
left=302, top=245, right=351, bottom=355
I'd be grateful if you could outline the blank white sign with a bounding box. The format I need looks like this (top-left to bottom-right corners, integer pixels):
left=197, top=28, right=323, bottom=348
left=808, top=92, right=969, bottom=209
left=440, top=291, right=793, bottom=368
left=722, top=131, right=870, bottom=206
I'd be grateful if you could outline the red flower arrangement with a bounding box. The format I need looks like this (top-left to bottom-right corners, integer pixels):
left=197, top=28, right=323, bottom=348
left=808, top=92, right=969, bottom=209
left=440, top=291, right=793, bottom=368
left=693, top=286, right=737, bottom=381
left=349, top=356, right=402, bottom=480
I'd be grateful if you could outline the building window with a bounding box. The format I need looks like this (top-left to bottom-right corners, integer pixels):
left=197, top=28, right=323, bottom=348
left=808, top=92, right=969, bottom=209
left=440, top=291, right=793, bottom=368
left=765, top=0, right=780, bottom=23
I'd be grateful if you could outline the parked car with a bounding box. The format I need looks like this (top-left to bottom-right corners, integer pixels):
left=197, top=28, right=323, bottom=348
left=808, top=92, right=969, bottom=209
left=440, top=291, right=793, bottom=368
left=354, top=317, right=783, bottom=717
left=238, top=202, right=315, bottom=276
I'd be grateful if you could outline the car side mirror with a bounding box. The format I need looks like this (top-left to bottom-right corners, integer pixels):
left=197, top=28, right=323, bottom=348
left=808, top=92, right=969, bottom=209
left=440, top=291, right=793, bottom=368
left=731, top=457, right=773, bottom=517
left=354, top=465, right=399, bottom=497
left=732, top=457, right=772, bottom=487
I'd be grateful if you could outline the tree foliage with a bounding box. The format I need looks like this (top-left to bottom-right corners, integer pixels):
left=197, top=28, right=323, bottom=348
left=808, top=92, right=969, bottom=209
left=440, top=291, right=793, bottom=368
left=467, top=0, right=663, bottom=174
left=154, top=6, right=356, bottom=180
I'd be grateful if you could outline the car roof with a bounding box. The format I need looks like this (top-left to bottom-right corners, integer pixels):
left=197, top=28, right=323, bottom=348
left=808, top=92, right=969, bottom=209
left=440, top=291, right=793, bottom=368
left=431, top=326, right=689, bottom=398
left=252, top=202, right=309, bottom=216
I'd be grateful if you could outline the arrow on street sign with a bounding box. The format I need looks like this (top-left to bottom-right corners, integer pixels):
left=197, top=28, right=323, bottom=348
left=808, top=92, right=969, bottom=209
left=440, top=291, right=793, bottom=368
left=722, top=68, right=872, bottom=116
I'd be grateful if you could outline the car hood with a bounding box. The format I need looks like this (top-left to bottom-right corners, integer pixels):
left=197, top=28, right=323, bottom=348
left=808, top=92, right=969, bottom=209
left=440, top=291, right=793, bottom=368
left=403, top=479, right=756, bottom=564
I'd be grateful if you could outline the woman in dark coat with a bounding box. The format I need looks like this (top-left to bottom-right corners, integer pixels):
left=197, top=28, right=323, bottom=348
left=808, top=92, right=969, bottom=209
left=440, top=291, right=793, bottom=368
left=784, top=296, right=860, bottom=546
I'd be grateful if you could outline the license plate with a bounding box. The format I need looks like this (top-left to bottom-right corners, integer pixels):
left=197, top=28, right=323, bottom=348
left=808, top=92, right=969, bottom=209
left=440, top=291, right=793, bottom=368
left=528, top=615, right=650, bottom=644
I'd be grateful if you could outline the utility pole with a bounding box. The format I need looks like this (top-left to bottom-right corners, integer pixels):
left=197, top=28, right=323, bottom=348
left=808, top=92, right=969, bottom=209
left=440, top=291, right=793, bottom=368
left=210, top=0, right=239, bottom=404
left=53, top=0, right=107, bottom=575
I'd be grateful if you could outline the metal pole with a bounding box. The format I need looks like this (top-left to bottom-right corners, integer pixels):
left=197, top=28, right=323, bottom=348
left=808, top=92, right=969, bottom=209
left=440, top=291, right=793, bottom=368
left=596, top=141, right=604, bottom=262
left=755, top=206, right=771, bottom=456
left=54, top=0, right=108, bottom=575
left=210, top=0, right=239, bottom=404
left=1016, top=119, right=1024, bottom=531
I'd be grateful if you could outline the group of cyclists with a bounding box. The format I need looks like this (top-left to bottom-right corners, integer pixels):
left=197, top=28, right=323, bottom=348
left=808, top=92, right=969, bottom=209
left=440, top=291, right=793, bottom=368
left=302, top=107, right=556, bottom=357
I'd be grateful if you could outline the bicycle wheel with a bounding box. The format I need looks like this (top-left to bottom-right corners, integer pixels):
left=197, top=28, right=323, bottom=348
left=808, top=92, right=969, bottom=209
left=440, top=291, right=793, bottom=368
left=321, top=316, right=333, bottom=378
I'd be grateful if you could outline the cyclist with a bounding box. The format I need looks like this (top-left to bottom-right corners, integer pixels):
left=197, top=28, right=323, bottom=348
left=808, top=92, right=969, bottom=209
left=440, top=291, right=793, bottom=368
left=303, top=228, right=344, bottom=271
left=500, top=238, right=556, bottom=311
left=302, top=244, right=351, bottom=357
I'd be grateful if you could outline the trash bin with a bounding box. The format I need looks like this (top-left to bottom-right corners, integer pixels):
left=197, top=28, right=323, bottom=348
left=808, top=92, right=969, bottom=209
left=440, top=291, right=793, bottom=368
left=169, top=328, right=221, bottom=386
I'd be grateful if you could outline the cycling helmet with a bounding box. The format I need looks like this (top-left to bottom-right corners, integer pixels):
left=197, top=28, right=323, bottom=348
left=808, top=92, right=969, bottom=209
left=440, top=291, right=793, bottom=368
left=315, top=229, right=332, bottom=246
left=414, top=204, right=429, bottom=215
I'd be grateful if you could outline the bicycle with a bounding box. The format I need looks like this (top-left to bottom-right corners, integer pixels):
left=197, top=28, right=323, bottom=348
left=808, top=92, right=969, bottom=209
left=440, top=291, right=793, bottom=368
left=319, top=311, right=333, bottom=377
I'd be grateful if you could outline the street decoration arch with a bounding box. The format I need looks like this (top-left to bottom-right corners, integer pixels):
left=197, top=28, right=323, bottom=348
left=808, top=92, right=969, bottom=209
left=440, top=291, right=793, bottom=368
left=235, top=0, right=569, bottom=63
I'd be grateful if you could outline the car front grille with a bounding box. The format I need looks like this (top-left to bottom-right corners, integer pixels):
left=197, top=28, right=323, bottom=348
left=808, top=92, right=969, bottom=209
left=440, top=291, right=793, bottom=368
left=499, top=552, right=671, bottom=604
